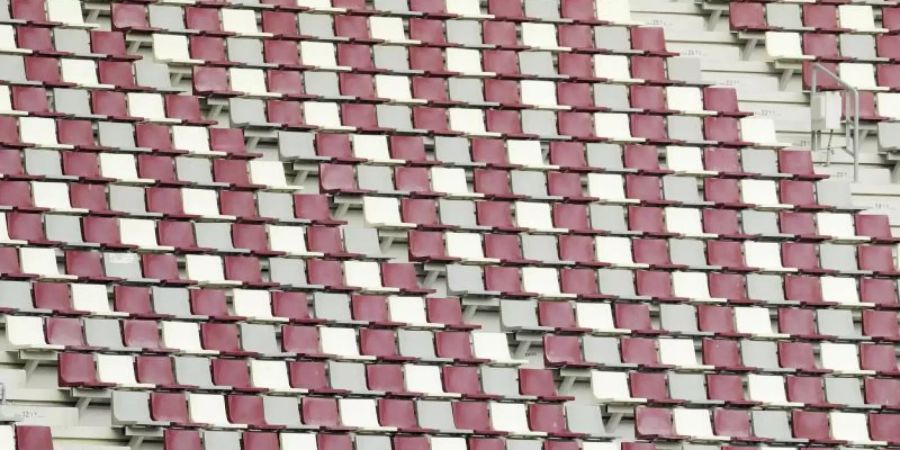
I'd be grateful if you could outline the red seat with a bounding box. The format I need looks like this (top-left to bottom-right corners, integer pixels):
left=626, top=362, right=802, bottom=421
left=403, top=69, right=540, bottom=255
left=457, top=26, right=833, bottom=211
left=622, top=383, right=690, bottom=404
left=317, top=434, right=353, bottom=450
left=410, top=19, right=448, bottom=46
left=860, top=277, right=899, bottom=308
left=395, top=166, right=439, bottom=197
left=45, top=317, right=87, bottom=349
left=803, top=34, right=841, bottom=61
left=633, top=238, right=680, bottom=269
left=212, top=359, right=255, bottom=391
left=484, top=266, right=532, bottom=297
left=243, top=432, right=280, bottom=450
left=15, top=426, right=54, bottom=450
left=267, top=70, right=307, bottom=99
left=626, top=175, right=667, bottom=204
left=885, top=7, right=900, bottom=32
left=697, top=305, right=739, bottom=336
left=703, top=87, right=749, bottom=117
left=869, top=413, right=900, bottom=445
left=622, top=337, right=664, bottom=368
left=557, top=82, right=595, bottom=110
left=400, top=198, right=442, bottom=228
left=779, top=180, right=823, bottom=209
left=779, top=211, right=820, bottom=239
left=560, top=267, right=604, bottom=299
left=707, top=374, right=757, bottom=406
left=630, top=372, right=674, bottom=404
left=137, top=124, right=175, bottom=153
left=261, top=10, right=299, bottom=38
left=543, top=335, right=589, bottom=368
left=519, top=368, right=572, bottom=401
left=476, top=201, right=519, bottom=231
left=337, top=43, right=376, bottom=72
left=803, top=4, right=842, bottom=32
left=485, top=79, right=523, bottom=108
left=393, top=436, right=429, bottom=450
left=114, top=285, right=156, bottom=318
left=339, top=73, right=377, bottom=100
left=9, top=212, right=52, bottom=245
left=786, top=376, right=834, bottom=408
left=435, top=331, right=478, bottom=363
left=319, top=163, right=366, bottom=195
left=137, top=155, right=178, bottom=184
left=0, top=247, right=28, bottom=278
left=212, top=159, right=254, bottom=188
left=351, top=295, right=391, bottom=325
left=630, top=86, right=667, bottom=113
left=282, top=325, right=322, bottom=356
left=778, top=307, right=828, bottom=340
left=302, top=397, right=343, bottom=428
left=861, top=343, right=900, bottom=375
left=558, top=235, right=601, bottom=267
left=712, top=409, right=757, bottom=440
left=485, top=110, right=527, bottom=138
left=779, top=342, right=826, bottom=373
left=707, top=240, right=751, bottom=271
left=290, top=361, right=338, bottom=393
left=474, top=169, right=517, bottom=200
left=359, top=328, right=403, bottom=360
left=271, top=291, right=312, bottom=323
left=123, top=320, right=165, bottom=351
left=484, top=233, right=532, bottom=265
left=147, top=187, right=190, bottom=219
left=483, top=50, right=522, bottom=78
left=483, top=21, right=520, bottom=48
left=184, top=6, right=224, bottom=34
left=58, top=352, right=112, bottom=388
left=224, top=255, right=273, bottom=287
left=152, top=392, right=192, bottom=425
left=442, top=366, right=488, bottom=399
left=560, top=0, right=597, bottom=22
left=83, top=216, right=128, bottom=249
left=704, top=117, right=748, bottom=146
left=452, top=401, right=499, bottom=435
left=855, top=215, right=898, bottom=242
left=636, top=270, right=679, bottom=301
left=729, top=3, right=767, bottom=31
left=34, top=282, right=77, bottom=313
left=708, top=273, right=749, bottom=302
left=193, top=66, right=238, bottom=96
left=141, top=254, right=187, bottom=285
left=157, top=220, right=202, bottom=251
left=557, top=111, right=594, bottom=139
left=228, top=394, right=280, bottom=428
left=111, top=3, right=152, bottom=31
left=166, top=95, right=215, bottom=126
left=552, top=204, right=591, bottom=232
left=614, top=303, right=659, bottom=334
left=631, top=56, right=668, bottom=84
left=0, top=181, right=35, bottom=209
left=264, top=40, right=302, bottom=68
left=702, top=339, right=750, bottom=371
left=427, top=297, right=477, bottom=330
left=389, top=136, right=431, bottom=164
left=92, top=90, right=135, bottom=121
left=792, top=410, right=842, bottom=444
left=862, top=310, right=899, bottom=340
left=634, top=406, right=683, bottom=440
left=294, top=194, right=344, bottom=225
left=98, top=61, right=138, bottom=89
left=409, top=46, right=450, bottom=75
left=11, top=86, right=53, bottom=115
left=632, top=27, right=675, bottom=56
left=191, top=289, right=243, bottom=321
left=528, top=403, right=582, bottom=438
left=268, top=99, right=306, bottom=128
left=382, top=262, right=431, bottom=294
left=367, top=364, right=409, bottom=396
left=201, top=323, right=253, bottom=356
left=411, top=77, right=451, bottom=105
left=784, top=275, right=825, bottom=305
left=782, top=242, right=825, bottom=273
left=859, top=245, right=899, bottom=274
left=865, top=378, right=900, bottom=409
left=232, top=223, right=275, bottom=255
left=379, top=398, right=430, bottom=433
left=409, top=231, right=456, bottom=263
left=804, top=61, right=841, bottom=90
left=487, top=0, right=524, bottom=20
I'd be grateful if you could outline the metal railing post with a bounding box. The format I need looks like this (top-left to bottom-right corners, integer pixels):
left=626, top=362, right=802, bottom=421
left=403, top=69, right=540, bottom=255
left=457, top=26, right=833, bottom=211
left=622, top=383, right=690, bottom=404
left=809, top=63, right=860, bottom=182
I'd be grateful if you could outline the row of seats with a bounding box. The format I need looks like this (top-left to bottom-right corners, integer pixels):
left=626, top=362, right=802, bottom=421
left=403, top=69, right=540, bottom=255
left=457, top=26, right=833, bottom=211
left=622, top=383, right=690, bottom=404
left=541, top=334, right=898, bottom=376
left=730, top=3, right=893, bottom=34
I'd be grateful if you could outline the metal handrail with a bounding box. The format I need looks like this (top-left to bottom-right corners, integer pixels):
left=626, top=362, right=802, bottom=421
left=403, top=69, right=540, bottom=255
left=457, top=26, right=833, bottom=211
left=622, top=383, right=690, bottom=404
left=810, top=62, right=860, bottom=182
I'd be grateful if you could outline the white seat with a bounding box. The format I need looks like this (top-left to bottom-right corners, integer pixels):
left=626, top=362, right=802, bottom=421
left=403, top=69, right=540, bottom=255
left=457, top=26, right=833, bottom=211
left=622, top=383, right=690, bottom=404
left=431, top=437, right=467, bottom=450
left=659, top=338, right=711, bottom=370
left=303, top=101, right=348, bottom=130
left=445, top=232, right=496, bottom=263
left=747, top=374, right=798, bottom=407
left=591, top=370, right=642, bottom=403
left=673, top=408, right=726, bottom=441
left=744, top=241, right=792, bottom=272
left=820, top=342, right=871, bottom=375
left=817, top=212, right=865, bottom=241
left=120, top=218, right=168, bottom=250
left=152, top=34, right=200, bottom=64
left=363, top=196, right=414, bottom=229
left=182, top=188, right=228, bottom=219
left=490, top=402, right=541, bottom=435
left=666, top=87, right=711, bottom=115
left=172, top=126, right=213, bottom=155
left=370, top=16, right=414, bottom=44
left=97, top=354, right=150, bottom=387
left=32, top=182, right=81, bottom=213
left=127, top=93, right=171, bottom=122
left=838, top=5, right=886, bottom=33
left=522, top=267, right=572, bottom=298
left=340, top=398, right=393, bottom=431
left=575, top=303, right=628, bottom=334
left=587, top=173, right=634, bottom=204
left=765, top=32, right=810, bottom=61
left=185, top=254, right=230, bottom=285
left=267, top=225, right=319, bottom=256
left=301, top=41, right=341, bottom=70
left=249, top=160, right=300, bottom=191
left=221, top=9, right=269, bottom=37
left=404, top=364, right=452, bottom=397
left=230, top=68, right=272, bottom=97
left=514, top=201, right=564, bottom=232
left=188, top=393, right=243, bottom=428
left=739, top=117, right=789, bottom=147
left=48, top=0, right=95, bottom=27
left=446, top=0, right=491, bottom=18
left=61, top=59, right=106, bottom=88
left=374, top=75, right=417, bottom=104
left=839, top=63, right=882, bottom=91
left=507, top=139, right=556, bottom=170
left=250, top=359, right=306, bottom=393
left=20, top=116, right=67, bottom=148
left=876, top=93, right=900, bottom=121
left=672, top=271, right=721, bottom=302
left=20, top=247, right=70, bottom=279
left=5, top=315, right=59, bottom=350
left=161, top=321, right=213, bottom=354
left=666, top=146, right=714, bottom=176
left=281, top=433, right=318, bottom=450
left=99, top=153, right=147, bottom=183
left=595, top=113, right=643, bottom=142
left=0, top=427, right=13, bottom=449
left=387, top=296, right=436, bottom=327
left=594, top=55, right=640, bottom=83
left=344, top=260, right=396, bottom=292
left=431, top=167, right=479, bottom=198
left=734, top=307, right=786, bottom=338
left=352, top=134, right=399, bottom=163
left=233, top=290, right=281, bottom=322
left=472, top=332, right=525, bottom=365
left=319, top=326, right=367, bottom=360
left=741, top=179, right=787, bottom=209
left=830, top=412, right=886, bottom=446
left=595, top=236, right=645, bottom=268
left=522, top=22, right=565, bottom=51
left=0, top=86, right=19, bottom=115
left=449, top=108, right=490, bottom=135
left=665, top=207, right=714, bottom=238
left=71, top=283, right=116, bottom=315
left=0, top=24, right=29, bottom=54
left=820, top=276, right=863, bottom=307
left=521, top=79, right=560, bottom=108
left=446, top=48, right=491, bottom=76
left=595, top=0, right=638, bottom=25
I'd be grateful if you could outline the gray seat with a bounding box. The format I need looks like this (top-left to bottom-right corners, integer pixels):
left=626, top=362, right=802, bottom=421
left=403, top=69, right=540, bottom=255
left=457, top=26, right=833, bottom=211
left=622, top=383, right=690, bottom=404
left=660, top=304, right=700, bottom=335
left=524, top=0, right=560, bottom=20
left=176, top=157, right=214, bottom=184
left=134, top=61, right=175, bottom=91
left=269, top=257, right=316, bottom=288
left=230, top=98, right=274, bottom=128
left=590, top=205, right=630, bottom=233
left=240, top=323, right=284, bottom=356
left=374, top=0, right=411, bottom=14
left=258, top=192, right=295, bottom=221
left=434, top=137, right=474, bottom=166
left=747, top=274, right=786, bottom=303
left=519, top=51, right=558, bottom=78
left=481, top=366, right=520, bottom=398
left=377, top=104, right=413, bottom=132
left=521, top=234, right=561, bottom=264
left=109, top=185, right=148, bottom=215
left=174, top=356, right=217, bottom=388
left=594, top=26, right=631, bottom=52
left=45, top=214, right=85, bottom=245
left=499, top=299, right=540, bottom=331
left=298, top=14, right=334, bottom=38
left=416, top=400, right=458, bottom=432
left=342, top=226, right=385, bottom=259
left=202, top=430, right=240, bottom=450
left=152, top=287, right=192, bottom=317
left=740, top=339, right=781, bottom=371
left=522, top=109, right=560, bottom=138
left=817, top=309, right=861, bottom=339
left=148, top=5, right=185, bottom=31
left=304, top=71, right=341, bottom=98
left=398, top=329, right=437, bottom=359
left=357, top=165, right=397, bottom=194
left=507, top=440, right=541, bottom=450
left=669, top=239, right=712, bottom=269
left=263, top=396, right=304, bottom=427
left=820, top=243, right=860, bottom=272
left=598, top=268, right=637, bottom=297
left=314, top=293, right=352, bottom=322
left=742, top=210, right=782, bottom=236
left=668, top=373, right=713, bottom=404
left=663, top=176, right=703, bottom=204
left=85, top=318, right=127, bottom=350
left=667, top=116, right=706, bottom=143
left=565, top=403, right=607, bottom=436
left=226, top=38, right=264, bottom=65
left=766, top=3, right=803, bottom=29
left=824, top=377, right=866, bottom=407
left=667, top=57, right=703, bottom=84
left=446, top=20, right=483, bottom=46
left=449, top=78, right=487, bottom=105
left=98, top=122, right=139, bottom=151
left=816, top=180, right=856, bottom=210
left=328, top=361, right=370, bottom=393
left=511, top=171, right=554, bottom=200
left=741, top=149, right=779, bottom=176
left=752, top=410, right=800, bottom=442
left=439, top=199, right=478, bottom=228
left=584, top=336, right=626, bottom=366
left=278, top=131, right=318, bottom=161
left=0, top=55, right=26, bottom=83
left=103, top=252, right=145, bottom=281
left=355, top=435, right=391, bottom=450
left=54, top=28, right=91, bottom=55
left=194, top=222, right=236, bottom=252
left=586, top=143, right=625, bottom=170
left=878, top=121, right=900, bottom=151
left=446, top=264, right=493, bottom=296
left=53, top=88, right=93, bottom=116
left=112, top=391, right=160, bottom=426
left=594, top=84, right=630, bottom=110
left=373, top=45, right=411, bottom=72
left=0, top=281, right=33, bottom=311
